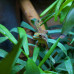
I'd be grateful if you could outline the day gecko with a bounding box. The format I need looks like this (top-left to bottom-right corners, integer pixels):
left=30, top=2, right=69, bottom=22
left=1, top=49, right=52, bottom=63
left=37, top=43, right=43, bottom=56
left=33, top=19, right=49, bottom=49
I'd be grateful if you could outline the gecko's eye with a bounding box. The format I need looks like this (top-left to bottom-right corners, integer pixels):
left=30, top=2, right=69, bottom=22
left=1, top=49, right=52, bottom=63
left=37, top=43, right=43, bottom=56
left=39, top=35, right=42, bottom=38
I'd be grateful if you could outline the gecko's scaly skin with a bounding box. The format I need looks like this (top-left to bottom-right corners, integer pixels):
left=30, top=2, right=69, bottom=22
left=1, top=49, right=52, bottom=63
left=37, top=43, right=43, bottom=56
left=33, top=33, right=49, bottom=49
left=33, top=19, right=49, bottom=49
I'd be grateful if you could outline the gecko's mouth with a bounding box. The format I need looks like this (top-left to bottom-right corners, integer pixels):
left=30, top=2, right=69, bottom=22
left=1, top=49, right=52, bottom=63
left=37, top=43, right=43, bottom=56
left=33, top=34, right=39, bottom=39
left=33, top=36, right=39, bottom=39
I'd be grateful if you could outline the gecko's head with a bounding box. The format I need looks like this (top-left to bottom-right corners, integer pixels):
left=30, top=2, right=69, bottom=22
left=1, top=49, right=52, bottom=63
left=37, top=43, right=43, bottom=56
left=33, top=33, right=41, bottom=40
left=33, top=33, right=48, bottom=40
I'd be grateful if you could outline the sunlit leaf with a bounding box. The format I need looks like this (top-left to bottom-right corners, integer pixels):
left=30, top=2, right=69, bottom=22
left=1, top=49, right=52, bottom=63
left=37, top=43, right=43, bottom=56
left=44, top=50, right=55, bottom=63
left=10, top=27, right=33, bottom=39
left=18, top=27, right=29, bottom=56
left=54, top=0, right=64, bottom=21
left=33, top=45, right=40, bottom=62
left=39, top=52, right=51, bottom=67
left=59, top=0, right=73, bottom=14
left=40, top=0, right=57, bottom=17
left=0, top=24, right=17, bottom=44
left=25, top=58, right=40, bottom=74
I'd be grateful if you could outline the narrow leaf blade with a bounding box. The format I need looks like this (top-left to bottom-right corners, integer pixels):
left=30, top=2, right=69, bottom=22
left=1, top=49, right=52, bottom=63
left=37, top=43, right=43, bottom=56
left=33, top=45, right=40, bottom=62
left=18, top=27, right=29, bottom=56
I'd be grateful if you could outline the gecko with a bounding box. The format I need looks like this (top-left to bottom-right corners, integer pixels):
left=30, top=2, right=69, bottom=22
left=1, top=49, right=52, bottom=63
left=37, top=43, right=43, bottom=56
left=32, top=19, right=49, bottom=49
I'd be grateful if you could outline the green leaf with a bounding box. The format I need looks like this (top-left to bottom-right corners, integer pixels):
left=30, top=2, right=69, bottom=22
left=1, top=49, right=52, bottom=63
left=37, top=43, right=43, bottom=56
left=61, top=8, right=74, bottom=35
left=47, top=29, right=61, bottom=35
left=40, top=0, right=57, bottom=17
left=28, top=43, right=35, bottom=46
left=44, top=50, right=55, bottom=63
left=69, top=31, right=74, bottom=35
left=40, top=13, right=54, bottom=26
left=12, top=64, right=25, bottom=74
left=27, top=34, right=33, bottom=39
left=10, top=27, right=33, bottom=39
left=39, top=52, right=51, bottom=67
left=70, top=38, right=74, bottom=44
left=0, top=49, right=26, bottom=74
left=16, top=58, right=26, bottom=65
left=25, top=58, right=40, bottom=74
left=38, top=37, right=61, bottom=67
left=12, top=58, right=26, bottom=74
left=41, top=14, right=51, bottom=21
left=0, top=24, right=17, bottom=44
left=31, top=18, right=37, bottom=25
left=65, top=57, right=73, bottom=74
left=10, top=27, right=18, bottom=33
left=21, top=21, right=36, bottom=32
left=60, top=6, right=70, bottom=22
left=54, top=0, right=64, bottom=21
left=0, top=49, right=8, bottom=58
left=54, top=51, right=64, bottom=63
left=0, top=37, right=8, bottom=43
left=33, top=45, right=40, bottom=62
left=31, top=18, right=39, bottom=31
left=49, top=55, right=55, bottom=64
left=44, top=71, right=58, bottom=74
left=56, top=62, right=67, bottom=71
left=59, top=0, right=73, bottom=14
left=48, top=39, right=67, bottom=56
left=0, top=38, right=23, bottom=74
left=18, top=27, right=29, bottom=56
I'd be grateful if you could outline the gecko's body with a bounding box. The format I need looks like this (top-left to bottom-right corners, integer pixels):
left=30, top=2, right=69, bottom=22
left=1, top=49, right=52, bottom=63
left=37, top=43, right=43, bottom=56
left=33, top=19, right=49, bottom=49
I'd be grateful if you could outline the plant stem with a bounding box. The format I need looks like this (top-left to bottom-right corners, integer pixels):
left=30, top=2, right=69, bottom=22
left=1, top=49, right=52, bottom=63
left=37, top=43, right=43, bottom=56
left=40, top=13, right=55, bottom=26
left=38, top=37, right=61, bottom=67
left=21, top=49, right=29, bottom=58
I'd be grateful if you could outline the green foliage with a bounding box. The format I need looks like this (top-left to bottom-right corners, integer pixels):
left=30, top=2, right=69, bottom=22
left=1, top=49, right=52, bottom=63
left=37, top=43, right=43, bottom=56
left=54, top=0, right=64, bottom=21
left=61, top=8, right=74, bottom=35
left=18, top=27, right=29, bottom=56
left=0, top=38, right=22, bottom=74
left=40, top=0, right=57, bottom=17
left=0, top=0, right=74, bottom=74
left=38, top=37, right=61, bottom=67
left=40, top=0, right=73, bottom=24
left=0, top=37, right=8, bottom=43
left=25, top=58, right=40, bottom=74
left=0, top=24, right=17, bottom=44
left=21, top=21, right=36, bottom=32
left=65, top=57, right=73, bottom=74
left=33, top=45, right=40, bottom=62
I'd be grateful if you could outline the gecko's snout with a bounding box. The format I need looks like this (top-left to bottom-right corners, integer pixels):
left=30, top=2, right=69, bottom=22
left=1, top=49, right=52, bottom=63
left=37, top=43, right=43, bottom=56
left=33, top=35, right=38, bottom=39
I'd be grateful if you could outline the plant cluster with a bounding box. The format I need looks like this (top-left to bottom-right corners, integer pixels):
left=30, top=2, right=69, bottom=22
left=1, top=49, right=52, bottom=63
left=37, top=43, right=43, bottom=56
left=0, top=0, right=74, bottom=74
